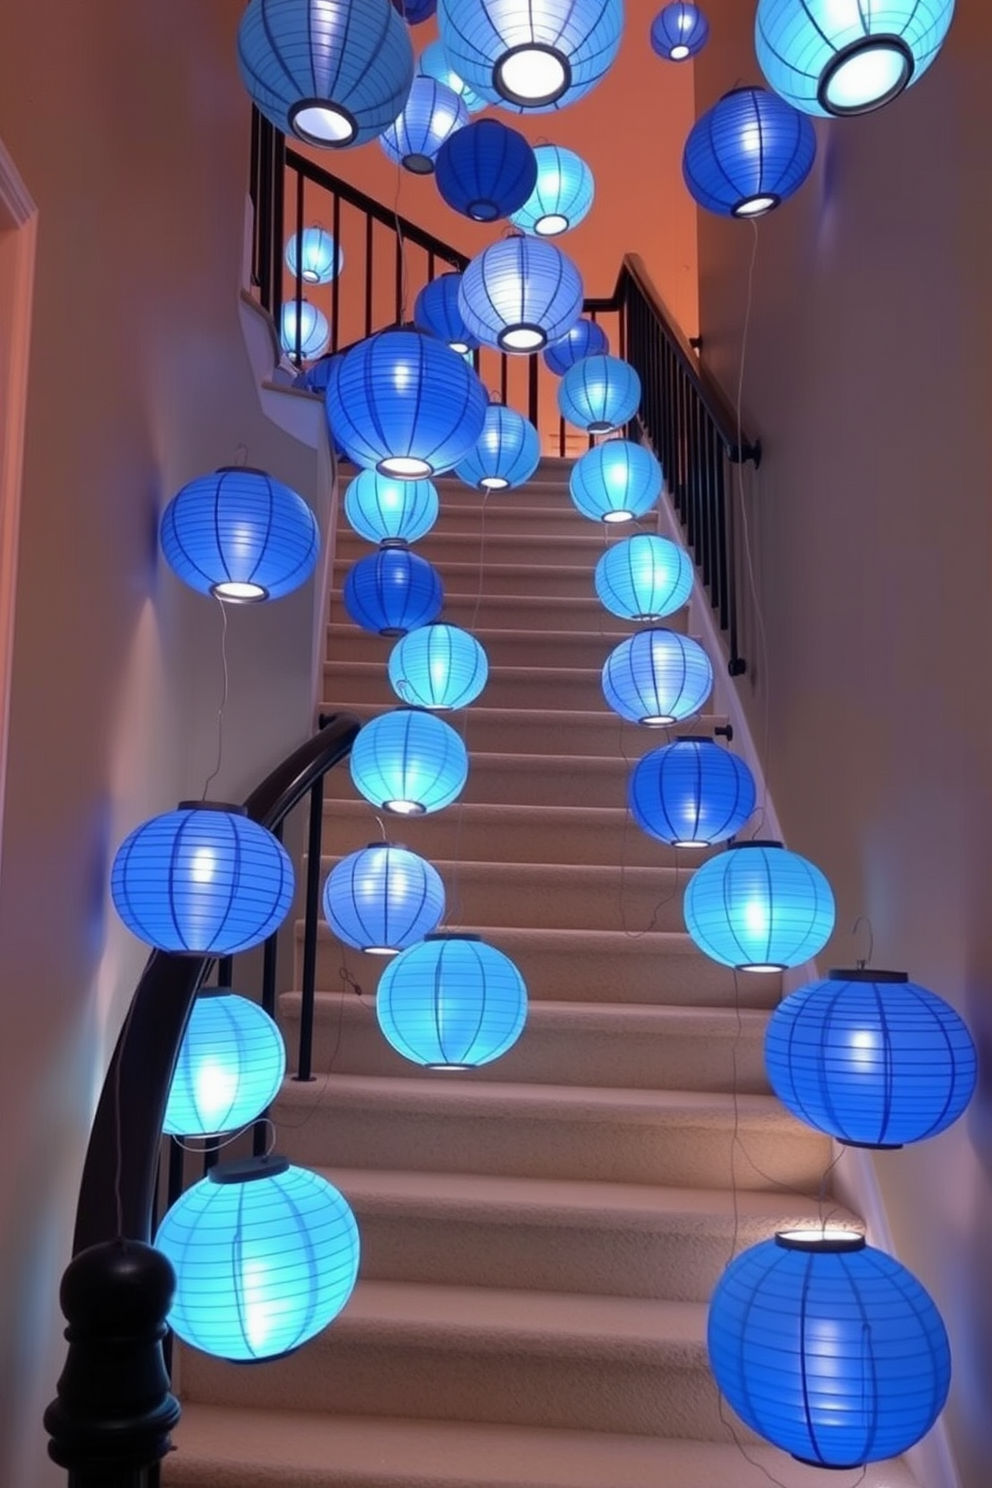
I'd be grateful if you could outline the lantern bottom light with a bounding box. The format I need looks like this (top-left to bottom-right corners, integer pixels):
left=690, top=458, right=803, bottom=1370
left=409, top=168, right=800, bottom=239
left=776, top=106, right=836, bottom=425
left=289, top=98, right=357, bottom=148
left=819, top=38, right=913, bottom=116
left=379, top=455, right=433, bottom=479
left=496, top=44, right=570, bottom=108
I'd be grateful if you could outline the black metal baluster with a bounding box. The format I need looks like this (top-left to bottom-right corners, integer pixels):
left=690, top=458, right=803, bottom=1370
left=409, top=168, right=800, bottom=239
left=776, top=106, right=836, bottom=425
left=364, top=213, right=374, bottom=340
left=254, top=822, right=283, bottom=1157
left=528, top=351, right=539, bottom=428
left=270, top=127, right=285, bottom=333
left=292, top=166, right=304, bottom=365
left=296, top=777, right=325, bottom=1082
left=331, top=191, right=341, bottom=353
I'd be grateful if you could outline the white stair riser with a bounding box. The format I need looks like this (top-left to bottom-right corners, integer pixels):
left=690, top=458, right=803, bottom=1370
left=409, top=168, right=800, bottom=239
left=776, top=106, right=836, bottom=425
left=326, top=624, right=647, bottom=672
left=323, top=751, right=633, bottom=810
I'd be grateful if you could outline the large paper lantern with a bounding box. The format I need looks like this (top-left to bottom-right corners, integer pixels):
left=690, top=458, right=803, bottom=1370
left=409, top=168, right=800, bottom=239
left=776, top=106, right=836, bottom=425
left=765, top=968, right=977, bottom=1147
left=344, top=470, right=439, bottom=545
left=569, top=441, right=662, bottom=524
left=628, top=738, right=756, bottom=847
left=684, top=840, right=834, bottom=972
left=413, top=273, right=479, bottom=355
left=238, top=0, right=415, bottom=148
left=380, top=76, right=468, bottom=173
left=164, top=992, right=286, bottom=1137
left=280, top=300, right=331, bottom=361
left=708, top=1230, right=951, bottom=1466
left=418, top=40, right=488, bottom=113
left=388, top=623, right=489, bottom=709
left=543, top=317, right=609, bottom=376
left=459, top=237, right=583, bottom=354
left=285, top=226, right=342, bottom=284
left=683, top=87, right=816, bottom=219
left=350, top=709, right=468, bottom=815
left=510, top=145, right=594, bottom=237
left=558, top=355, right=641, bottom=433
left=154, top=1156, right=360, bottom=1362
left=594, top=533, right=693, bottom=620
left=455, top=404, right=541, bottom=490
left=343, top=546, right=444, bottom=636
left=323, top=843, right=445, bottom=955
left=651, top=2, right=709, bottom=60
left=602, top=630, right=713, bottom=726
left=435, top=119, right=537, bottom=222
left=377, top=933, right=527, bottom=1067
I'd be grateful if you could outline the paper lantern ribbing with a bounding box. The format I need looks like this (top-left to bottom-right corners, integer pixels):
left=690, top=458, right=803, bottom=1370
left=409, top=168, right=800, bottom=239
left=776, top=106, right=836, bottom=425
left=343, top=546, right=444, bottom=636
left=651, top=2, right=709, bottom=60
left=434, top=119, right=537, bottom=222
left=683, top=87, right=816, bottom=219
left=344, top=470, right=439, bottom=546
left=543, top=317, right=609, bottom=376
left=594, top=534, right=692, bottom=620
left=510, top=145, right=594, bottom=237
left=323, top=843, right=445, bottom=955
left=280, top=300, right=331, bottom=361
left=418, top=40, right=488, bottom=113
left=459, top=238, right=584, bottom=354
left=285, top=227, right=342, bottom=285
left=629, top=739, right=756, bottom=848
left=684, top=839, right=834, bottom=972
left=380, top=76, right=468, bottom=173
left=708, top=1230, right=951, bottom=1467
left=765, top=968, right=977, bottom=1147
left=388, top=624, right=489, bottom=709
left=455, top=405, right=541, bottom=491
left=164, top=993, right=286, bottom=1137
left=558, top=355, right=641, bottom=433
left=377, top=933, right=527, bottom=1067
left=569, top=441, right=662, bottom=524
left=350, top=709, right=468, bottom=815
left=238, top=0, right=415, bottom=148
left=413, top=274, right=479, bottom=355
left=154, top=1156, right=360, bottom=1362
left=602, top=629, right=713, bottom=726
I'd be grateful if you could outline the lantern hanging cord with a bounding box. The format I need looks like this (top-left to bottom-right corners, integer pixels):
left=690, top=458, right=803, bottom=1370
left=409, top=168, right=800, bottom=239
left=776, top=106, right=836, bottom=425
left=201, top=595, right=230, bottom=801
left=233, top=443, right=249, bottom=468
left=735, top=220, right=770, bottom=800
left=852, top=915, right=874, bottom=970
left=273, top=960, right=366, bottom=1131
left=445, top=492, right=489, bottom=928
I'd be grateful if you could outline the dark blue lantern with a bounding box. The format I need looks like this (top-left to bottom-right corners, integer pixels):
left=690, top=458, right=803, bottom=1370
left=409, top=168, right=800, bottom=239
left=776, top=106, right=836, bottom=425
left=543, top=317, right=609, bottom=376
left=343, top=545, right=444, bottom=635
left=459, top=237, right=583, bottom=354
left=683, top=86, right=816, bottom=219
left=414, top=273, right=480, bottom=354
left=393, top=0, right=438, bottom=23
left=629, top=738, right=757, bottom=847
left=435, top=118, right=537, bottom=222
left=651, top=2, right=709, bottom=61
left=380, top=76, right=468, bottom=173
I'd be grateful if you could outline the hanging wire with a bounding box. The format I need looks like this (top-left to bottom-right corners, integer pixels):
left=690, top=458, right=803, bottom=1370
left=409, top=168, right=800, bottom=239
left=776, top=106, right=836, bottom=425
left=445, top=488, right=490, bottom=928
left=233, top=442, right=249, bottom=468
left=852, top=914, right=874, bottom=970
left=200, top=595, right=230, bottom=801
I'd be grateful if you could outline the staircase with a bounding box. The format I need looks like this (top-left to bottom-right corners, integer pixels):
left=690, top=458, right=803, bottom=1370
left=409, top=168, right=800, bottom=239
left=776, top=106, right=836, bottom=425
left=164, top=460, right=921, bottom=1488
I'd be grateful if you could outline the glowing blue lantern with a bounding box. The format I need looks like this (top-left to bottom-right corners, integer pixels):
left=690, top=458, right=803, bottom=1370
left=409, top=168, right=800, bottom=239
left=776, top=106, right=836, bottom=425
left=756, top=0, right=955, bottom=117
left=602, top=629, right=713, bottom=726
left=684, top=839, right=835, bottom=972
left=388, top=623, right=489, bottom=709
left=418, top=40, right=488, bottom=113
left=377, top=933, right=527, bottom=1067
left=325, top=328, right=487, bottom=478
left=435, top=119, right=537, bottom=222
left=323, top=843, right=445, bottom=955
left=295, top=355, right=339, bottom=398
left=510, top=145, right=594, bottom=236
left=285, top=226, right=343, bottom=285
left=651, top=2, right=709, bottom=60
left=343, top=546, right=443, bottom=636
left=154, top=1156, right=360, bottom=1362
left=380, top=76, right=468, bottom=173
left=413, top=273, right=479, bottom=354
left=628, top=738, right=756, bottom=847
left=683, top=87, right=816, bottom=219
left=111, top=803, right=294, bottom=955
left=708, top=1230, right=950, bottom=1466
left=344, top=470, right=440, bottom=545
left=455, top=404, right=541, bottom=491
left=160, top=467, right=319, bottom=604
left=459, top=237, right=583, bottom=354
left=594, top=533, right=692, bottom=619
left=543, top=317, right=609, bottom=376
left=164, top=992, right=286, bottom=1137
left=765, top=968, right=977, bottom=1148
left=350, top=709, right=468, bottom=815
left=569, top=441, right=662, bottom=524
left=558, top=355, right=641, bottom=433
left=437, top=0, right=623, bottom=111
left=394, top=0, right=437, bottom=23
left=238, top=0, right=415, bottom=148
left=280, top=300, right=330, bottom=360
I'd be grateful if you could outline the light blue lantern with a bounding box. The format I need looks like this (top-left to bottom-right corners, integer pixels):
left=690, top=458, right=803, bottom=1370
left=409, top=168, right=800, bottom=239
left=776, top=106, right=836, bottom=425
left=650, top=2, right=709, bottom=60
left=594, top=533, right=693, bottom=620
left=344, top=470, right=440, bottom=544
left=418, top=40, right=488, bottom=113
left=325, top=328, right=488, bottom=478
left=683, top=87, right=816, bottom=219
left=459, top=237, right=583, bottom=354
left=164, top=992, right=286, bottom=1137
left=280, top=300, right=330, bottom=360
left=756, top=0, right=955, bottom=117
left=238, top=0, right=415, bottom=148
left=350, top=709, right=469, bottom=815
left=684, top=839, right=835, bottom=972
left=388, top=623, right=489, bottom=709
left=413, top=274, right=479, bottom=354
left=569, top=441, right=662, bottom=524
left=111, top=803, right=294, bottom=955
left=558, top=355, right=641, bottom=433
left=510, top=145, right=594, bottom=237
left=377, top=932, right=527, bottom=1067
left=602, top=629, right=713, bottom=726
left=628, top=738, right=756, bottom=847
left=323, top=843, right=445, bottom=954
left=285, top=226, right=343, bottom=285
left=455, top=405, right=541, bottom=491
left=154, top=1156, right=360, bottom=1362
left=343, top=546, right=444, bottom=636
left=435, top=119, right=537, bottom=222
left=543, top=317, right=609, bottom=376
left=380, top=76, right=468, bottom=173
left=708, top=1230, right=950, bottom=1466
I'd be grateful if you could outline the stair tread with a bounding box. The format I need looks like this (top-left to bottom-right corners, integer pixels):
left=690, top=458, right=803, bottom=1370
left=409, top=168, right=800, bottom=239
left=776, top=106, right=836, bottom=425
left=284, top=994, right=767, bottom=1036
left=301, top=921, right=711, bottom=953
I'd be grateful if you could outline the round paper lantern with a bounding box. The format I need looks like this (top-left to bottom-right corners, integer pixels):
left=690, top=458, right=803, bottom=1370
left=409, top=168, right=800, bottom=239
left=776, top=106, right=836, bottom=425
left=323, top=843, right=445, bottom=955
left=294, top=354, right=339, bottom=398
left=765, top=968, right=977, bottom=1147
left=380, top=76, right=468, bottom=173
left=435, top=119, right=537, bottom=222
left=708, top=1230, right=951, bottom=1467
left=543, top=317, right=609, bottom=376
left=455, top=405, right=541, bottom=491
left=285, top=226, right=343, bottom=284
left=238, top=0, right=415, bottom=148
left=756, top=0, right=955, bottom=117
left=325, top=328, right=488, bottom=478
left=569, top=441, right=662, bottom=524
left=154, top=1156, right=360, bottom=1362
left=394, top=0, right=437, bottom=23
left=164, top=992, right=286, bottom=1137
left=628, top=738, right=757, bottom=847
left=343, top=545, right=444, bottom=636
left=594, top=533, right=693, bottom=620
left=459, top=237, right=584, bottom=354
left=558, top=355, right=641, bottom=433
left=683, top=87, right=816, bottom=219
left=602, top=629, right=713, bottom=726
left=418, top=40, right=488, bottom=113
left=344, top=470, right=440, bottom=544
left=160, top=467, right=319, bottom=604
left=111, top=803, right=294, bottom=955
left=413, top=273, right=479, bottom=355
left=350, top=709, right=468, bottom=815
left=388, top=623, right=489, bottom=709
left=651, top=2, right=709, bottom=60
left=510, top=145, right=594, bottom=236
left=280, top=300, right=331, bottom=360
left=684, top=839, right=835, bottom=972
left=376, top=933, right=527, bottom=1067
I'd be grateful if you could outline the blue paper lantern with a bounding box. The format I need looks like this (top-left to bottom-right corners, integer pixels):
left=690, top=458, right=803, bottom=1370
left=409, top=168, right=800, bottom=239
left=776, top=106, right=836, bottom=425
left=280, top=300, right=330, bottom=360
left=455, top=405, right=541, bottom=491
left=683, top=87, right=816, bottom=219
left=684, top=839, right=835, bottom=972
left=160, top=467, right=320, bottom=604
left=344, top=470, right=440, bottom=544
left=459, top=237, right=583, bottom=354
left=413, top=274, right=479, bottom=355
left=650, top=2, right=709, bottom=60
left=350, top=709, right=469, bottom=815
left=377, top=932, right=527, bottom=1067
left=602, top=629, right=713, bottom=726
left=594, top=534, right=693, bottom=619
left=238, top=0, right=415, bottom=148
left=388, top=623, right=489, bottom=709
left=543, top=317, right=610, bottom=376
left=111, top=803, right=294, bottom=955
left=164, top=992, right=286, bottom=1137
left=437, top=0, right=623, bottom=111
left=394, top=0, right=437, bottom=23
left=285, top=226, right=343, bottom=285
left=708, top=1230, right=951, bottom=1467
left=418, top=40, right=488, bottom=113
left=325, top=328, right=488, bottom=478
left=323, top=842, right=445, bottom=954
left=628, top=739, right=757, bottom=847
left=154, top=1155, right=360, bottom=1362
left=343, top=545, right=444, bottom=636
left=558, top=355, right=641, bottom=433
left=380, top=76, right=468, bottom=173
left=569, top=441, right=662, bottom=524
left=756, top=0, right=955, bottom=117
left=765, top=968, right=977, bottom=1148
left=435, top=119, right=537, bottom=222
left=294, top=354, right=339, bottom=398
left=510, top=145, right=595, bottom=237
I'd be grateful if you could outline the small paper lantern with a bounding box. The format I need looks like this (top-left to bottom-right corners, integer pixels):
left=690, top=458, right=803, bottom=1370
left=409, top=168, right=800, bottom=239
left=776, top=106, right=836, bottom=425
left=280, top=300, right=330, bottom=360
left=628, top=738, right=756, bottom=847
left=394, top=0, right=437, bottom=23
left=594, top=533, right=692, bottom=619
left=285, top=226, right=343, bottom=284
left=323, top=843, right=445, bottom=954
left=343, top=545, right=444, bottom=636
left=418, top=40, right=488, bottom=113
left=380, top=76, right=468, bottom=173
left=542, top=317, right=609, bottom=376
left=558, top=355, right=641, bottom=433
left=435, top=119, right=537, bottom=222
left=765, top=968, right=977, bottom=1147
left=650, top=2, right=709, bottom=60
left=350, top=709, right=468, bottom=815
left=413, top=273, right=480, bottom=354
left=154, top=1156, right=360, bottom=1362
left=344, top=470, right=440, bottom=545
left=376, top=932, right=527, bottom=1067
left=294, top=354, right=340, bottom=398
left=459, top=237, right=584, bottom=354
left=569, top=440, right=662, bottom=524
left=164, top=992, right=286, bottom=1137
left=684, top=839, right=835, bottom=972
left=388, top=623, right=489, bottom=709
left=683, top=87, right=816, bottom=219
left=510, top=145, right=594, bottom=236
left=455, top=404, right=541, bottom=490
left=602, top=629, right=713, bottom=726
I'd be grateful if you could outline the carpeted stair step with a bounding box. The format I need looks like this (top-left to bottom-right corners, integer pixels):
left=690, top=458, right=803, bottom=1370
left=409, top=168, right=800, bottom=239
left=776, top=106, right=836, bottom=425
left=321, top=749, right=640, bottom=811
left=437, top=590, right=640, bottom=632
left=333, top=559, right=597, bottom=601
left=324, top=660, right=618, bottom=712
left=335, top=500, right=608, bottom=543
left=332, top=529, right=606, bottom=575
left=326, top=624, right=650, bottom=672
